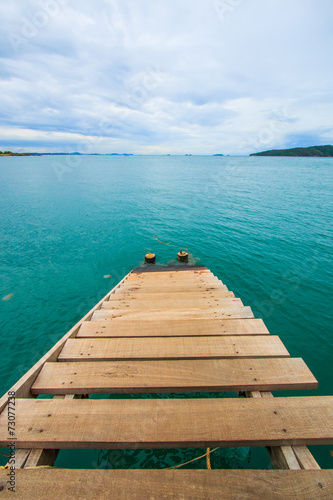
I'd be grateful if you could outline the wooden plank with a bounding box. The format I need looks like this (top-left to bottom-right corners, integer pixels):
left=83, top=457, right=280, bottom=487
left=125, top=276, right=221, bottom=284
left=115, top=284, right=229, bottom=293
left=129, top=269, right=210, bottom=276
left=269, top=446, right=301, bottom=470
left=58, top=336, right=289, bottom=361
left=91, top=306, right=254, bottom=321
left=0, top=396, right=332, bottom=449
left=77, top=318, right=269, bottom=337
left=111, top=291, right=235, bottom=299
left=131, top=264, right=208, bottom=275
left=5, top=449, right=31, bottom=469
left=245, top=390, right=319, bottom=471
left=293, top=445, right=321, bottom=470
left=24, top=449, right=59, bottom=469
left=0, top=273, right=132, bottom=415
left=1, top=470, right=332, bottom=499
left=31, top=358, right=317, bottom=394
left=125, top=273, right=220, bottom=282
left=102, top=297, right=243, bottom=310
left=0, top=470, right=332, bottom=499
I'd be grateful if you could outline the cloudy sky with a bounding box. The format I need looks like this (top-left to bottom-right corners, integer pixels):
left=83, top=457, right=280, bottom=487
left=1, top=0, right=332, bottom=154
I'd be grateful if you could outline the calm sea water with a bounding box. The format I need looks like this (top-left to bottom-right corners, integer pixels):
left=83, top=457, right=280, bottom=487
left=0, top=155, right=332, bottom=469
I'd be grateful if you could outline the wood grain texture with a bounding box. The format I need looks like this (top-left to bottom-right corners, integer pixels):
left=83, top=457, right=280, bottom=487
left=31, top=358, right=317, bottom=394
left=102, top=297, right=243, bottom=310
left=114, top=284, right=229, bottom=293
left=0, top=470, right=332, bottom=499
left=58, top=335, right=289, bottom=361
left=1, top=469, right=332, bottom=500
left=77, top=318, right=269, bottom=337
left=124, top=274, right=222, bottom=281
left=111, top=290, right=235, bottom=299
left=92, top=306, right=254, bottom=321
left=0, top=397, right=332, bottom=449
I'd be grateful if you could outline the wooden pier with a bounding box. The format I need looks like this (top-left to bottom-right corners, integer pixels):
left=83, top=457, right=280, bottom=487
left=0, top=266, right=332, bottom=498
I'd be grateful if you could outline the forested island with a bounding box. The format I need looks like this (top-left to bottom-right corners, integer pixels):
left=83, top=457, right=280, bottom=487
left=250, top=145, right=333, bottom=157
left=0, top=151, right=37, bottom=156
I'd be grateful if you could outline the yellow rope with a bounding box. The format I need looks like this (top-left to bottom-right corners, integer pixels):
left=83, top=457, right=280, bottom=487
left=163, top=447, right=219, bottom=469
left=153, top=235, right=178, bottom=248
left=206, top=447, right=211, bottom=469
left=1, top=465, right=54, bottom=470
left=24, top=466, right=54, bottom=469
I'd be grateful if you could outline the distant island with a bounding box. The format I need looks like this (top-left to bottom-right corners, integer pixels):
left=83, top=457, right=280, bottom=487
left=0, top=151, right=37, bottom=157
left=250, top=145, right=333, bottom=157
left=0, top=151, right=134, bottom=157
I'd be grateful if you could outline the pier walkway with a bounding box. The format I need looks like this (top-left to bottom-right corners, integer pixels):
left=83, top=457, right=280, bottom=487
left=0, top=266, right=332, bottom=498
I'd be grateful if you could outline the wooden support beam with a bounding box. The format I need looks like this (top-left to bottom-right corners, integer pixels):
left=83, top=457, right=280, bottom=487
left=245, top=391, right=321, bottom=470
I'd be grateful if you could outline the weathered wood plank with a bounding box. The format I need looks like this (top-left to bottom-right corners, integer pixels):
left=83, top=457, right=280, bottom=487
left=0, top=469, right=332, bottom=499
left=245, top=390, right=320, bottom=470
left=31, top=358, right=317, bottom=394
left=269, top=446, right=301, bottom=470
left=125, top=274, right=221, bottom=283
left=0, top=397, right=332, bottom=449
left=293, top=445, right=321, bottom=470
left=58, top=335, right=289, bottom=361
left=131, top=264, right=208, bottom=275
left=115, top=284, right=229, bottom=293
left=102, top=297, right=243, bottom=310
left=111, top=291, right=235, bottom=300
left=1, top=469, right=332, bottom=499
left=92, top=306, right=254, bottom=321
left=77, top=318, right=269, bottom=337
left=125, top=277, right=221, bottom=285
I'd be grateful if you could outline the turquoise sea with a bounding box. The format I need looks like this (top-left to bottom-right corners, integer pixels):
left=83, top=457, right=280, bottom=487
left=0, top=155, right=332, bottom=470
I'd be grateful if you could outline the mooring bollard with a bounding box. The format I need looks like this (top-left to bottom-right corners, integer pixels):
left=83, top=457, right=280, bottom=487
left=145, top=253, right=156, bottom=263
left=177, top=251, right=188, bottom=262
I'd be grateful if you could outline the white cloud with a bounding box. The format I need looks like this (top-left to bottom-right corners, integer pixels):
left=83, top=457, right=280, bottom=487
left=0, top=0, right=332, bottom=153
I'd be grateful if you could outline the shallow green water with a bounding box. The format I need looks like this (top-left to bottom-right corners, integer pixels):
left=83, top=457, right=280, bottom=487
left=0, top=155, right=332, bottom=469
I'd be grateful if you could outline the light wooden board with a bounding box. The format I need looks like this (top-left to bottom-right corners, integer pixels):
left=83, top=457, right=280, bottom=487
left=102, top=297, right=243, bottom=310
left=0, top=470, right=332, bottom=499
left=130, top=265, right=208, bottom=276
left=58, top=335, right=289, bottom=361
left=31, top=358, right=317, bottom=394
left=92, top=306, right=254, bottom=321
left=125, top=274, right=221, bottom=282
left=129, top=269, right=211, bottom=276
left=125, top=277, right=221, bottom=285
left=77, top=318, right=269, bottom=337
left=1, top=396, right=332, bottom=449
left=115, top=284, right=229, bottom=293
left=111, top=291, right=235, bottom=300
